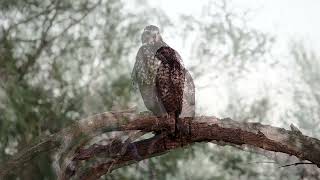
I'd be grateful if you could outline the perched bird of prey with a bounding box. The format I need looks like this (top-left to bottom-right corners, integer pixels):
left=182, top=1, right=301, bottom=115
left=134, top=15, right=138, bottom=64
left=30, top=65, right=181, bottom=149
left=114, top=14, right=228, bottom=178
left=131, top=25, right=195, bottom=134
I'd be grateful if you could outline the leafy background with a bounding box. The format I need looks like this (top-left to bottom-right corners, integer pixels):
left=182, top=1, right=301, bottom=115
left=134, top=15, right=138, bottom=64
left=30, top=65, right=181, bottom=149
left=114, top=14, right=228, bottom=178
left=0, top=0, right=319, bottom=179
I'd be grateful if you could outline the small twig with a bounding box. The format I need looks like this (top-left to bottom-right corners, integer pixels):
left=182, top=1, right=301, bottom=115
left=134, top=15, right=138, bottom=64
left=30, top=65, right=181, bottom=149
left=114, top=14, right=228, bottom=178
left=279, top=162, right=315, bottom=168
left=248, top=161, right=277, bottom=164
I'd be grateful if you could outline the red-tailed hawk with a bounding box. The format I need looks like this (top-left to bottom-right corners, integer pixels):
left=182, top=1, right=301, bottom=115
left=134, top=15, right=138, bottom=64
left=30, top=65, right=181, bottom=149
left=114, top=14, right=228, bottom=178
left=131, top=25, right=195, bottom=134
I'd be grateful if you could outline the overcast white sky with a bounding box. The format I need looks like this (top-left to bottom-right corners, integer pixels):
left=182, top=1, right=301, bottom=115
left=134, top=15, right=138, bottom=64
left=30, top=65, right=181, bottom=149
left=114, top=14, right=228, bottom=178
left=153, top=0, right=320, bottom=50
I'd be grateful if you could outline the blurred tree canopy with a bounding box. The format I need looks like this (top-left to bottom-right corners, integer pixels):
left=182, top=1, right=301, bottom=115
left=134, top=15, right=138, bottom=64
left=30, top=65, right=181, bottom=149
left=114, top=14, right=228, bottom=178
left=0, top=0, right=163, bottom=178
left=291, top=43, right=320, bottom=138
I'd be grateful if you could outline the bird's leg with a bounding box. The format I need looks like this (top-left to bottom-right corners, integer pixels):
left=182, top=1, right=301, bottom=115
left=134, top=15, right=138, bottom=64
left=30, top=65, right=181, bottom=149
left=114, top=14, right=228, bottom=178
left=167, top=113, right=175, bottom=135
left=176, top=118, right=181, bottom=134
left=176, top=118, right=190, bottom=135
left=176, top=118, right=184, bottom=147
left=176, top=117, right=191, bottom=147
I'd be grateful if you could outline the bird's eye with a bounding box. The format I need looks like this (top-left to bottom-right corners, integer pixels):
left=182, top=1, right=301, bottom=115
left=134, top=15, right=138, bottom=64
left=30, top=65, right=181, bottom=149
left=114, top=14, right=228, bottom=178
left=144, top=31, right=151, bottom=35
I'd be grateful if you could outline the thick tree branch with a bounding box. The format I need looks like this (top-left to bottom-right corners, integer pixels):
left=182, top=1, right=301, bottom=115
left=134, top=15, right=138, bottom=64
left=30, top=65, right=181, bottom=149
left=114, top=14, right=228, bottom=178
left=1, top=111, right=320, bottom=179
left=0, top=109, right=136, bottom=178
left=72, top=116, right=320, bottom=179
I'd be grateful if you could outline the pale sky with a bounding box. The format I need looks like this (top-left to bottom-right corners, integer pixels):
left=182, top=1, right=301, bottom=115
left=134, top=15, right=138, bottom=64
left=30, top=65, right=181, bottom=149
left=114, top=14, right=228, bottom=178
left=154, top=0, right=320, bottom=50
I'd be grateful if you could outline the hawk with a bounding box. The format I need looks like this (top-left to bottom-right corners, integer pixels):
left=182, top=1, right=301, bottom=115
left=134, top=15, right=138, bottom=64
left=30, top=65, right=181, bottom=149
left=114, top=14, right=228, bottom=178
left=131, top=25, right=195, bottom=134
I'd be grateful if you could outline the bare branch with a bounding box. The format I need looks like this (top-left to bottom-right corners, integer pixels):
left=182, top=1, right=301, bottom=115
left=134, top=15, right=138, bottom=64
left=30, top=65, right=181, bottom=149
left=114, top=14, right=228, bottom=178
left=73, top=116, right=320, bottom=179
left=1, top=110, right=320, bottom=179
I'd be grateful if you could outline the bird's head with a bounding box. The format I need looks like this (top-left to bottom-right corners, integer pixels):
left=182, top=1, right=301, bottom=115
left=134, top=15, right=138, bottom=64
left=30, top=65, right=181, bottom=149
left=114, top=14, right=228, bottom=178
left=141, top=25, right=163, bottom=45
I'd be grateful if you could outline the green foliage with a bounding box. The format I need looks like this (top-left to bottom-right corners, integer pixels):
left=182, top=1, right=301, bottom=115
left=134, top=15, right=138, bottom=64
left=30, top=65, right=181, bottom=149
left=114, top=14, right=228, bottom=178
left=0, top=0, right=159, bottom=178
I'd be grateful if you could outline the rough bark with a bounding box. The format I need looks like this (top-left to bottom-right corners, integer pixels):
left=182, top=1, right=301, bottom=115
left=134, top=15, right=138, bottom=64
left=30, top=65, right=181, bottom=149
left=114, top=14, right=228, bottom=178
left=72, top=115, right=320, bottom=179
left=1, top=111, right=320, bottom=179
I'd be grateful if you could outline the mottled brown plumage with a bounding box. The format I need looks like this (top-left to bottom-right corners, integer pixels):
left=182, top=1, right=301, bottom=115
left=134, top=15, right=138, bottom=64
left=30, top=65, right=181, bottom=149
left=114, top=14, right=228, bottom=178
left=131, top=25, right=195, bottom=134
left=155, top=46, right=185, bottom=120
left=132, top=25, right=166, bottom=116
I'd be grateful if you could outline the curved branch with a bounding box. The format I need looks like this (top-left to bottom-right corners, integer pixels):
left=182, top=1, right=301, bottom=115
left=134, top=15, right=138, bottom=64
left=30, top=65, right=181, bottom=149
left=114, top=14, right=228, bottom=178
left=0, top=109, right=136, bottom=178
left=74, top=116, right=320, bottom=179
left=1, top=111, right=320, bottom=179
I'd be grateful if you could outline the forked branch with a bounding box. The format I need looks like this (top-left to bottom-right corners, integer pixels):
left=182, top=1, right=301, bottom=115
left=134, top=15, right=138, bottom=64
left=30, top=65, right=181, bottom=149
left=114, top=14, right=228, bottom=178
left=1, top=110, right=320, bottom=180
